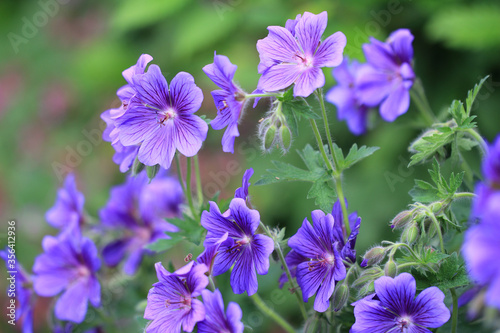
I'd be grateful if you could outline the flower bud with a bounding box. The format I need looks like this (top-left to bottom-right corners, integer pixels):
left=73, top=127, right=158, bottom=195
left=352, top=267, right=383, bottom=289
left=360, top=246, right=387, bottom=267
left=131, top=156, right=145, bottom=176
left=279, top=125, right=292, bottom=151
left=264, top=125, right=277, bottom=150
left=384, top=258, right=398, bottom=277
left=429, top=201, right=444, bottom=214
left=391, top=210, right=413, bottom=229
left=402, top=224, right=419, bottom=245
left=332, top=283, right=349, bottom=312
left=147, top=164, right=160, bottom=181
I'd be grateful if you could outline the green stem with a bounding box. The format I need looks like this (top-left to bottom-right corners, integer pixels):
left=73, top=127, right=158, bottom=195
left=186, top=157, right=198, bottom=219
left=261, top=222, right=307, bottom=320
left=450, top=288, right=458, bottom=333
left=208, top=276, right=216, bottom=291
left=334, top=176, right=351, bottom=235
left=427, top=211, right=445, bottom=253
left=411, top=78, right=436, bottom=126
left=465, top=128, right=488, bottom=156
left=193, top=155, right=203, bottom=208
left=309, top=119, right=335, bottom=172
left=397, top=262, right=421, bottom=270
left=250, top=293, right=296, bottom=333
left=453, top=192, right=476, bottom=199
left=246, top=92, right=282, bottom=99
left=316, top=89, right=338, bottom=170
left=175, top=154, right=186, bottom=194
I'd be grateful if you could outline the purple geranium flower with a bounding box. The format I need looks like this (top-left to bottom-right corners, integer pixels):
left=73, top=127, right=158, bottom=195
left=45, top=173, right=84, bottom=229
left=288, top=210, right=347, bottom=312
left=115, top=65, right=208, bottom=169
left=203, top=52, right=248, bottom=153
left=100, top=170, right=182, bottom=275
left=0, top=249, right=33, bottom=333
left=201, top=198, right=274, bottom=295
left=198, top=289, right=244, bottom=333
left=196, top=233, right=229, bottom=277
left=351, top=273, right=450, bottom=332
left=257, top=11, right=346, bottom=97
left=234, top=168, right=254, bottom=204
left=357, top=29, right=415, bottom=122
left=462, top=216, right=500, bottom=310
left=326, top=58, right=370, bottom=135
left=280, top=199, right=360, bottom=289
left=32, top=226, right=101, bottom=323
left=144, top=261, right=208, bottom=333
left=101, top=54, right=153, bottom=172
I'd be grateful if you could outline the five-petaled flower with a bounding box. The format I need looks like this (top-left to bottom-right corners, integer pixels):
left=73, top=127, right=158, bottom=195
left=144, top=261, right=208, bottom=333
left=257, top=11, right=346, bottom=97
left=288, top=210, right=347, bottom=312
left=351, top=273, right=450, bottom=333
left=201, top=198, right=274, bottom=295
left=32, top=226, right=101, bottom=323
left=116, top=65, right=208, bottom=169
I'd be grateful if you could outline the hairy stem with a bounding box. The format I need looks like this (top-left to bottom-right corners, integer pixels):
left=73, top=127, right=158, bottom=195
left=186, top=157, right=198, bottom=219
left=259, top=222, right=308, bottom=320
left=246, top=92, right=282, bottom=99
left=453, top=192, right=476, bottom=199
left=250, top=293, right=296, bottom=333
left=194, top=155, right=204, bottom=208
left=466, top=128, right=488, bottom=156
left=427, top=211, right=445, bottom=253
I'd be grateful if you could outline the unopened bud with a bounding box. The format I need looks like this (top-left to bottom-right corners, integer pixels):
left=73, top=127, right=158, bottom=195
left=360, top=247, right=386, bottom=267
left=429, top=201, right=444, bottom=214
left=402, top=224, right=419, bottom=245
left=279, top=125, right=292, bottom=151
left=391, top=210, right=413, bottom=229
left=384, top=258, right=398, bottom=277
left=147, top=164, right=160, bottom=181
left=332, top=283, right=349, bottom=312
left=131, top=156, right=145, bottom=176
left=352, top=267, right=383, bottom=289
left=264, top=125, right=277, bottom=150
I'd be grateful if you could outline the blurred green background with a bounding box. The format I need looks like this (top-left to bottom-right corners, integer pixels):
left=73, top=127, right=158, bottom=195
left=1, top=0, right=500, bottom=331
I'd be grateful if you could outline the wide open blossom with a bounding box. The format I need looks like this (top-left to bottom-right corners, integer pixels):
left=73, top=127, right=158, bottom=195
left=288, top=210, right=347, bottom=312
left=351, top=273, right=450, bottom=332
left=32, top=226, right=101, bottom=323
left=144, top=262, right=208, bottom=333
left=257, top=11, right=346, bottom=97
left=116, top=65, right=208, bottom=169
left=201, top=198, right=274, bottom=295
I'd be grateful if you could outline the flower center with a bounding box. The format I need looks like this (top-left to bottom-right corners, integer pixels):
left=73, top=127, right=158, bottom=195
left=295, top=52, right=314, bottom=68
left=165, top=295, right=192, bottom=310
left=307, top=253, right=335, bottom=271
left=136, top=226, right=152, bottom=242
left=158, top=108, right=177, bottom=125
left=76, top=265, right=91, bottom=278
left=226, top=236, right=251, bottom=254
left=395, top=316, right=412, bottom=331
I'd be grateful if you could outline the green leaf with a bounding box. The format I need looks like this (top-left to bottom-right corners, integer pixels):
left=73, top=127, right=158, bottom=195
left=145, top=233, right=184, bottom=252
left=465, top=76, right=489, bottom=116
left=341, top=144, right=380, bottom=170
left=256, top=145, right=336, bottom=211
left=199, top=115, right=212, bottom=125
left=307, top=180, right=336, bottom=212
left=282, top=99, right=320, bottom=122
left=413, top=253, right=470, bottom=291
left=409, top=180, right=440, bottom=203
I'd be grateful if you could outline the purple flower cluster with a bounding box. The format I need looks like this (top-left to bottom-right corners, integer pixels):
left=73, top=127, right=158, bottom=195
left=0, top=250, right=33, bottom=333
left=351, top=273, right=450, bottom=332
left=327, top=29, right=415, bottom=135
left=144, top=262, right=243, bottom=333
left=462, top=135, right=500, bottom=310
left=45, top=173, right=85, bottom=230
left=257, top=11, right=346, bottom=97
left=103, top=54, right=208, bottom=170
left=99, top=170, right=183, bottom=275
left=32, top=226, right=101, bottom=323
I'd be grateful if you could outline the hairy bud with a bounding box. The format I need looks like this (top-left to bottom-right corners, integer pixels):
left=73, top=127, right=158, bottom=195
left=402, top=224, right=419, bottom=245
left=384, top=257, right=398, bottom=277
left=360, top=246, right=387, bottom=267
left=263, top=125, right=277, bottom=150
left=332, top=283, right=349, bottom=312
left=391, top=210, right=413, bottom=229
left=279, top=125, right=292, bottom=151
